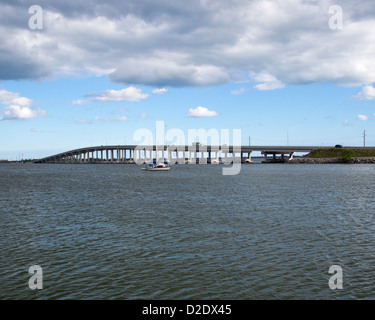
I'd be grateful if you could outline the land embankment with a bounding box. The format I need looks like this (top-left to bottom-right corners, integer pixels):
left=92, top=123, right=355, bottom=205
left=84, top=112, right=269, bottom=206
left=289, top=148, right=375, bottom=164
left=290, top=157, right=375, bottom=164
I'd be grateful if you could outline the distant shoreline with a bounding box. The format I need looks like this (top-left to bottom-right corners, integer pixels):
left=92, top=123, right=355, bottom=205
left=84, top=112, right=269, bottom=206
left=289, top=157, right=375, bottom=164
left=2, top=148, right=375, bottom=164
left=289, top=148, right=375, bottom=164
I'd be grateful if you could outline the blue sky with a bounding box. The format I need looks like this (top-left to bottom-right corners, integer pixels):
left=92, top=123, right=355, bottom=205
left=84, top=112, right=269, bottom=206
left=1, top=0, right=374, bottom=160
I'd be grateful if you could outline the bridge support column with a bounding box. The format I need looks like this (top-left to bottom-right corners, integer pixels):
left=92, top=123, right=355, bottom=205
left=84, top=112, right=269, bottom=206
left=200, top=149, right=207, bottom=164
left=168, top=149, right=172, bottom=162
left=244, top=151, right=253, bottom=163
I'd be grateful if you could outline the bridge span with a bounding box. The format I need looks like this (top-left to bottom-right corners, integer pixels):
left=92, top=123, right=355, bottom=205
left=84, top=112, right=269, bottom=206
left=33, top=144, right=330, bottom=164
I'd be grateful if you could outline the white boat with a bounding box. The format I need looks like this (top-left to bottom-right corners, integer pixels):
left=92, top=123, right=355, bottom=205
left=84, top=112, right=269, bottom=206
left=141, top=161, right=170, bottom=171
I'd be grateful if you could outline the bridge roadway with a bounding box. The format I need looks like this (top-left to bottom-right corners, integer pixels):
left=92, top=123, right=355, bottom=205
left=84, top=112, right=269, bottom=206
left=33, top=145, right=373, bottom=164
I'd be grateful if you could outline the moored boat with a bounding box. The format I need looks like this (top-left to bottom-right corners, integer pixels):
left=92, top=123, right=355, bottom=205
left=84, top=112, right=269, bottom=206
left=141, top=161, right=170, bottom=171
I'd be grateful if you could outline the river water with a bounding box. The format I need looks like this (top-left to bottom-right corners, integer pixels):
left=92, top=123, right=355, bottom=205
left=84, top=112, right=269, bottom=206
left=0, top=163, right=374, bottom=299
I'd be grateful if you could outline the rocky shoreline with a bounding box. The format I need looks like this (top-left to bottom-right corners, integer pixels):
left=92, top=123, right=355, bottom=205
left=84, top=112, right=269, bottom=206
left=289, top=157, right=375, bottom=164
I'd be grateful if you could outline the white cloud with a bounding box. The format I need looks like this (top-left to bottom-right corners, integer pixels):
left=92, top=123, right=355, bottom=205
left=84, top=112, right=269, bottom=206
left=252, top=73, right=285, bottom=91
left=89, top=87, right=149, bottom=102
left=358, top=114, right=368, bottom=121
left=0, top=90, right=45, bottom=120
left=1, top=105, right=46, bottom=120
left=152, top=88, right=168, bottom=94
left=354, top=85, right=375, bottom=100
left=187, top=106, right=219, bottom=118
left=0, top=90, right=32, bottom=107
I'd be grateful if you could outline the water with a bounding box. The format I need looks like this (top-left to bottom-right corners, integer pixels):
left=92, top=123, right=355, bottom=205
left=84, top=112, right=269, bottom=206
left=0, top=163, right=374, bottom=300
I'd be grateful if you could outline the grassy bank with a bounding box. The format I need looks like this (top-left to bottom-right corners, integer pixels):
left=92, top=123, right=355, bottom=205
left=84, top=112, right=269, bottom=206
left=306, top=148, right=375, bottom=158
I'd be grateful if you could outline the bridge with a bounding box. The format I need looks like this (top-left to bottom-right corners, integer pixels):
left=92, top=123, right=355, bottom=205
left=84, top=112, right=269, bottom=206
left=33, top=144, right=335, bottom=164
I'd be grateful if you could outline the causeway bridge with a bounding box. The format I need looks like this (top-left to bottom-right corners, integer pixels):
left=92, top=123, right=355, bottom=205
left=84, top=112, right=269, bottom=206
left=33, top=144, right=332, bottom=164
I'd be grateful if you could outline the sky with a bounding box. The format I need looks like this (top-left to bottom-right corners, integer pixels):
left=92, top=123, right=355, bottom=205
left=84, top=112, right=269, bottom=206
left=1, top=0, right=375, bottom=160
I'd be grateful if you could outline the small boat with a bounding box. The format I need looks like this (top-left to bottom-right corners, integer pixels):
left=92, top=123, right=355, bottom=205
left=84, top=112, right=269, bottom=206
left=141, top=161, right=170, bottom=171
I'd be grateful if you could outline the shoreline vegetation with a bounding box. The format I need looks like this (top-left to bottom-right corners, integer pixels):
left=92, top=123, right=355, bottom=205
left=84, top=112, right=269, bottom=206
left=0, top=159, right=35, bottom=163
left=306, top=148, right=375, bottom=158
left=290, top=148, right=375, bottom=164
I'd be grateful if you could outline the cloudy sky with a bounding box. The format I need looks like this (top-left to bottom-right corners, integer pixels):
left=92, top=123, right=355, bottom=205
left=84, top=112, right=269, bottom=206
left=1, top=0, right=374, bottom=159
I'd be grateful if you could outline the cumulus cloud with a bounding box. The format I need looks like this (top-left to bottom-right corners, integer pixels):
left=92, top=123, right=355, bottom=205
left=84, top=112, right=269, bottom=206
left=87, top=87, right=149, bottom=102
left=2, top=0, right=375, bottom=89
left=358, top=114, right=368, bottom=121
left=0, top=90, right=33, bottom=107
left=354, top=85, right=375, bottom=100
left=1, top=105, right=44, bottom=120
left=0, top=90, right=45, bottom=120
left=187, top=106, right=219, bottom=118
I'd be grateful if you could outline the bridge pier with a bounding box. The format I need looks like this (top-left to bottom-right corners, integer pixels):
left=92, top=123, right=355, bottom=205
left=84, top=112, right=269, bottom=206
left=262, top=151, right=294, bottom=163
left=242, top=151, right=253, bottom=163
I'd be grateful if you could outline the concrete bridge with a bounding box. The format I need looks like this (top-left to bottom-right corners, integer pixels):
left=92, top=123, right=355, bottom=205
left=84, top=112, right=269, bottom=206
left=33, top=144, right=328, bottom=164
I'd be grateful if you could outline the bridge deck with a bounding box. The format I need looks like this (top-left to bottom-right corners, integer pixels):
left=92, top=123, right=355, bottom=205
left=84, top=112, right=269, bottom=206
left=33, top=145, right=375, bottom=164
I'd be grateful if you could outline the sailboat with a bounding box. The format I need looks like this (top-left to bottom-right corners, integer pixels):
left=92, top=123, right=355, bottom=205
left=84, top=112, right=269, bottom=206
left=141, top=161, right=171, bottom=171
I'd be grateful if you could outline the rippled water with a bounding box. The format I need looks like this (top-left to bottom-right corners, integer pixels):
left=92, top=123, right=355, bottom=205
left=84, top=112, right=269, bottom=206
left=1, top=163, right=375, bottom=300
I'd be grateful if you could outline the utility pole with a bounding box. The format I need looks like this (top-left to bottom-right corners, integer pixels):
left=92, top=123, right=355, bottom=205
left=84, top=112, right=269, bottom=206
left=249, top=136, right=251, bottom=146
left=165, top=124, right=167, bottom=146
left=363, top=130, right=366, bottom=147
